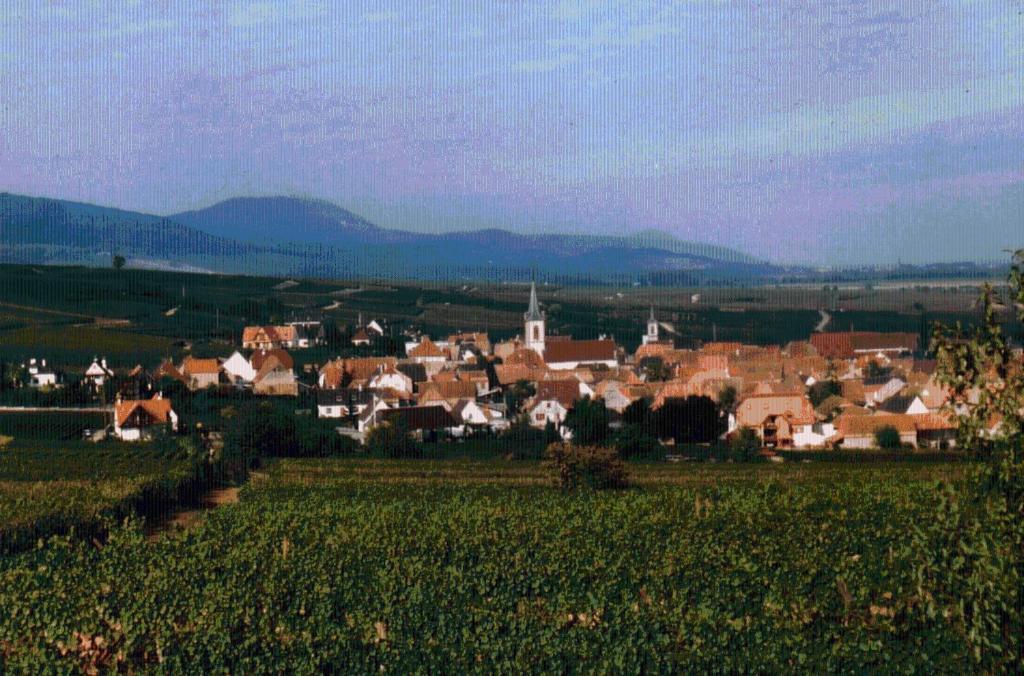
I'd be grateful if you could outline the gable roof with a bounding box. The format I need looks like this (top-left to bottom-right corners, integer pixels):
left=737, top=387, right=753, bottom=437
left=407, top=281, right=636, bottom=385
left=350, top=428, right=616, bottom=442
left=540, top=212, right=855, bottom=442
left=317, top=388, right=374, bottom=407
left=736, top=394, right=815, bottom=427
left=835, top=413, right=918, bottom=436
left=504, top=348, right=546, bottom=368
left=116, top=396, right=174, bottom=428
left=153, top=359, right=188, bottom=383
left=254, top=355, right=293, bottom=383
left=408, top=337, right=446, bottom=358
left=377, top=405, right=457, bottom=431
left=243, top=325, right=296, bottom=345
left=396, top=362, right=428, bottom=383
left=533, top=380, right=580, bottom=409
left=250, top=349, right=294, bottom=371
left=542, top=339, right=617, bottom=365
left=180, top=356, right=220, bottom=376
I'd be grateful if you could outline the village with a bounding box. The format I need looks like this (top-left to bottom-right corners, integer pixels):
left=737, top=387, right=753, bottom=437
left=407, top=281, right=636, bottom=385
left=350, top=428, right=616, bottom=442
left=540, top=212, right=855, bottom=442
left=1, top=281, right=984, bottom=455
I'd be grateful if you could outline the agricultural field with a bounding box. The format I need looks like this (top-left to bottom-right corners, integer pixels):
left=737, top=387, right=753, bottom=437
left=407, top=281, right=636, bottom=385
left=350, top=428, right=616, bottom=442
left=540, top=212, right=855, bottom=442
left=0, top=441, right=202, bottom=554
left=0, top=410, right=108, bottom=440
left=0, top=456, right=1000, bottom=672
left=0, top=263, right=1011, bottom=367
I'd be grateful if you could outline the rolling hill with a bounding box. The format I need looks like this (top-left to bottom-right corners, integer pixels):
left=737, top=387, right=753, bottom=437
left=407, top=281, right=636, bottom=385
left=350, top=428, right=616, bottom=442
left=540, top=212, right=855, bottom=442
left=2, top=192, right=778, bottom=283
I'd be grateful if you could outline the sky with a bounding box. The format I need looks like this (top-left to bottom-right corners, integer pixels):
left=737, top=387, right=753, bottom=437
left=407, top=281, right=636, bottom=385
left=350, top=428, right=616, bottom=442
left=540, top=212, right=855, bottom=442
left=1, top=1, right=1022, bottom=265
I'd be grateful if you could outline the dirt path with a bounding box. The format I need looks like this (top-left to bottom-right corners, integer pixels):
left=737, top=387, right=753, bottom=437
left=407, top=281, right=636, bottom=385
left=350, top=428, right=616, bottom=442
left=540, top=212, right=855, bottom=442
left=145, top=486, right=240, bottom=540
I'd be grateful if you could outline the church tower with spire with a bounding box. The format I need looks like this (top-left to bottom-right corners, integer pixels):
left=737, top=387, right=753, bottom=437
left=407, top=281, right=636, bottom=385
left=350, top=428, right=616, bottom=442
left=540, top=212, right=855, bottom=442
left=524, top=281, right=546, bottom=356
left=642, top=306, right=660, bottom=345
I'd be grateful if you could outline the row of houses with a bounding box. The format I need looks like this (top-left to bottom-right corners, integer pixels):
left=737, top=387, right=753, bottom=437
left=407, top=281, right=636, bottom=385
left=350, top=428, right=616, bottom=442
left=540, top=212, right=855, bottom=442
left=30, top=282, right=1019, bottom=450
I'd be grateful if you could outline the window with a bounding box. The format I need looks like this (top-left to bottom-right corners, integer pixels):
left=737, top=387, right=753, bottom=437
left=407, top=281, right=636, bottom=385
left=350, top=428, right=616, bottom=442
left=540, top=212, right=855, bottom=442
left=535, top=413, right=545, bottom=422
left=532, top=325, right=540, bottom=341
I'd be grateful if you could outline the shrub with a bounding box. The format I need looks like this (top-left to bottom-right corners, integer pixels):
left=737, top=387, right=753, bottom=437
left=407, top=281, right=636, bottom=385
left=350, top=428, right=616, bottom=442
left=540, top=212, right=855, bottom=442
left=613, top=424, right=660, bottom=459
left=729, top=426, right=762, bottom=462
left=874, top=425, right=902, bottom=450
left=365, top=418, right=421, bottom=458
left=563, top=396, right=610, bottom=445
left=543, top=443, right=628, bottom=491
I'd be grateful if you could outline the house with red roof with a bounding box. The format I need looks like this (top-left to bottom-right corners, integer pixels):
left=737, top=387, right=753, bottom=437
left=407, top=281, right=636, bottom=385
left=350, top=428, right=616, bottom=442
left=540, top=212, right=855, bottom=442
left=526, top=379, right=581, bottom=430
left=114, top=393, right=178, bottom=441
left=734, top=393, right=818, bottom=448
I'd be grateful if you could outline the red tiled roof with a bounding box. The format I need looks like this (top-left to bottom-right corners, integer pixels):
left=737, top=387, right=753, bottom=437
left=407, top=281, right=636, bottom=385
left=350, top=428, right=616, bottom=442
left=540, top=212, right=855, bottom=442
left=409, top=338, right=445, bottom=358
left=542, top=339, right=616, bottom=365
left=835, top=412, right=918, bottom=436
left=504, top=348, right=546, bottom=368
left=534, top=379, right=580, bottom=408
left=180, top=356, right=220, bottom=375
left=251, top=349, right=294, bottom=371
left=736, top=394, right=815, bottom=427
left=116, top=396, right=173, bottom=428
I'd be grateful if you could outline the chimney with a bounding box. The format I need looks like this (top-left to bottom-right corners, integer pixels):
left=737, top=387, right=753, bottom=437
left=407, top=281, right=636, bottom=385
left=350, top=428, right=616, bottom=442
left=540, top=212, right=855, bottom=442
left=101, top=358, right=107, bottom=370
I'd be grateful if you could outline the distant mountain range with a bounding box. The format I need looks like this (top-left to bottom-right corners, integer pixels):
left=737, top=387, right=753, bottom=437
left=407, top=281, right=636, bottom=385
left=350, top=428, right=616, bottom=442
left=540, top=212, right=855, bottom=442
left=0, top=193, right=781, bottom=283
left=0, top=192, right=1003, bottom=284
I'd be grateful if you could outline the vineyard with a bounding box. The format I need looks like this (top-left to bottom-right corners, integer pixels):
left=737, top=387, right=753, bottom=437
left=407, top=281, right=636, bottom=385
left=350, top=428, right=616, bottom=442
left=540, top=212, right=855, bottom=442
left=0, top=441, right=205, bottom=554
left=2, top=457, right=1008, bottom=671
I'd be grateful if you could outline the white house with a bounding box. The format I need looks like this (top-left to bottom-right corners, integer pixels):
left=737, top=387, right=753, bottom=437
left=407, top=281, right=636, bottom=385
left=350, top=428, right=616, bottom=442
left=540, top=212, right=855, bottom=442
left=84, top=358, right=114, bottom=388
left=367, top=365, right=414, bottom=394
left=114, top=394, right=178, bottom=441
left=791, top=421, right=837, bottom=448
left=317, top=388, right=375, bottom=419
left=356, top=397, right=396, bottom=433
left=221, top=351, right=257, bottom=384
left=452, top=399, right=505, bottom=431
left=26, top=359, right=58, bottom=388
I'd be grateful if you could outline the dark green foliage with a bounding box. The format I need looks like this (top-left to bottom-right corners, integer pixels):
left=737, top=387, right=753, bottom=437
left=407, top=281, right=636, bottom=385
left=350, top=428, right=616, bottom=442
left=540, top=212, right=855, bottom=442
left=365, top=417, right=421, bottom=458
left=808, top=379, right=841, bottom=407
left=654, top=395, right=725, bottom=444
left=729, top=426, right=762, bottom=461
left=717, top=384, right=737, bottom=413
left=543, top=442, right=628, bottom=491
left=612, top=423, right=661, bottom=459
left=497, top=415, right=551, bottom=459
left=874, top=425, right=902, bottom=450
left=912, top=250, right=1024, bottom=670
left=112, top=254, right=126, bottom=270
left=503, top=379, right=535, bottom=415
left=639, top=356, right=670, bottom=382
left=564, top=395, right=610, bottom=445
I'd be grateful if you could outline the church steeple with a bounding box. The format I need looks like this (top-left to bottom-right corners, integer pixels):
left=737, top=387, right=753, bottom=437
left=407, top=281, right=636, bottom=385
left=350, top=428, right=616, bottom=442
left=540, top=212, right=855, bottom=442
left=643, top=306, right=660, bottom=345
left=524, top=281, right=546, bottom=355
left=524, top=281, right=544, bottom=322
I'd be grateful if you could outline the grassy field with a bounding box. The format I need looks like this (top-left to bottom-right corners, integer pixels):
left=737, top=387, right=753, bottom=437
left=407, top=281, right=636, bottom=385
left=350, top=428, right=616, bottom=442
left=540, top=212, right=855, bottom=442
left=0, top=456, right=987, bottom=671
left=0, top=411, right=108, bottom=440
left=0, top=264, right=1012, bottom=367
left=0, top=441, right=203, bottom=554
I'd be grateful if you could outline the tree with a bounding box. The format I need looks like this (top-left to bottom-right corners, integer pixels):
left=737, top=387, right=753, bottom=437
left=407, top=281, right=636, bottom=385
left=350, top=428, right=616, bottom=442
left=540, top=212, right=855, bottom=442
left=112, top=254, right=126, bottom=270
left=730, top=426, right=761, bottom=461
left=564, top=395, right=610, bottom=445
left=717, top=385, right=737, bottom=413
left=654, top=396, right=724, bottom=444
left=909, top=249, right=1024, bottom=669
left=365, top=417, right=421, bottom=458
left=639, top=356, right=670, bottom=382
left=622, top=397, right=653, bottom=427
left=808, top=379, right=841, bottom=407
left=874, top=425, right=902, bottom=450
left=613, top=423, right=660, bottom=459
left=503, top=379, right=536, bottom=415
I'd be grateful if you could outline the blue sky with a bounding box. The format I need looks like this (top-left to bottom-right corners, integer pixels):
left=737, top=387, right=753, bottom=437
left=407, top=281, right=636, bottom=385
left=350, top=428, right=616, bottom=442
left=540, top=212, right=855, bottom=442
left=1, top=1, right=1021, bottom=264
